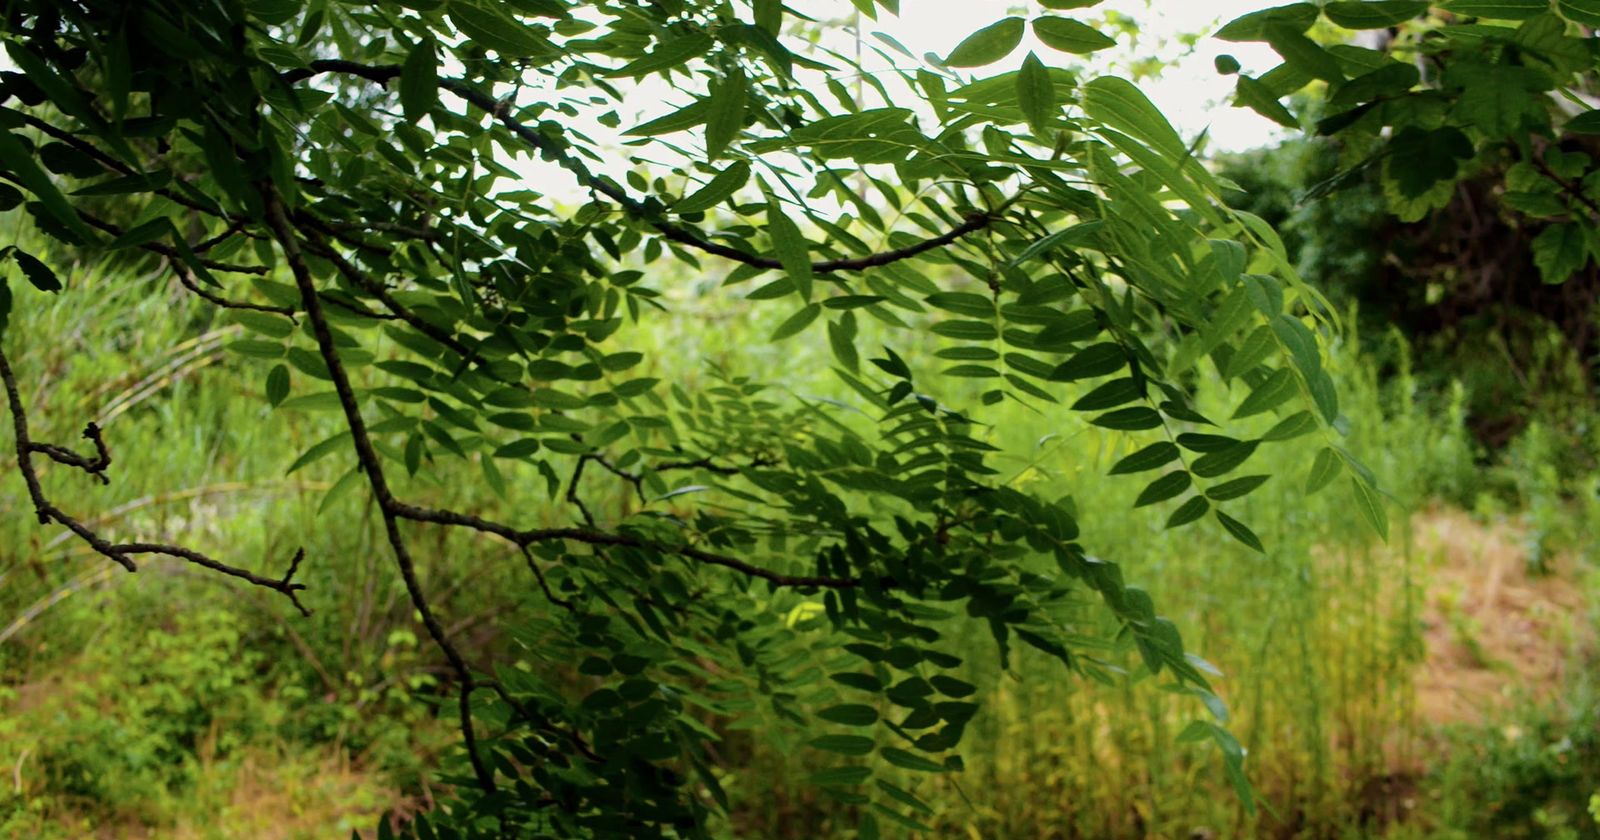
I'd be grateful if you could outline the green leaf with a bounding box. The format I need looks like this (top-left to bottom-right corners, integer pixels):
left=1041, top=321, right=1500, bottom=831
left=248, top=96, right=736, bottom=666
left=1351, top=477, right=1389, bottom=539
left=1215, top=510, right=1265, bottom=553
left=318, top=465, right=364, bottom=516
left=288, top=431, right=354, bottom=474
left=771, top=303, right=822, bottom=341
left=39, top=142, right=103, bottom=178
left=1071, top=377, right=1141, bottom=411
left=1050, top=342, right=1126, bottom=380
left=767, top=201, right=813, bottom=301
left=1559, top=0, right=1600, bottom=25
left=9, top=250, right=61, bottom=293
left=1566, top=110, right=1600, bottom=134
left=1191, top=441, right=1258, bottom=478
left=1328, top=62, right=1420, bottom=109
left=627, top=100, right=710, bottom=136
left=706, top=67, right=746, bottom=160
left=931, top=320, right=999, bottom=341
left=1178, top=433, right=1242, bottom=453
left=930, top=675, right=976, bottom=697
left=0, top=132, right=95, bottom=243
left=448, top=1, right=553, bottom=56
left=946, top=17, right=1025, bottom=67
left=811, top=766, right=872, bottom=786
left=880, top=747, right=947, bottom=773
left=677, top=163, right=750, bottom=216
left=1206, top=474, right=1270, bottom=501
left=1165, top=496, right=1209, bottom=528
left=811, top=735, right=875, bottom=756
left=611, top=33, right=713, bottom=77
left=818, top=704, right=880, bottom=726
left=876, top=779, right=935, bottom=815
left=1262, top=411, right=1317, bottom=441
left=1235, top=75, right=1298, bottom=128
left=1091, top=407, right=1162, bottom=431
left=1016, top=53, right=1057, bottom=132
left=266, top=364, right=291, bottom=407
left=1323, top=1, right=1430, bottom=29
left=1232, top=369, right=1297, bottom=419
left=108, top=218, right=171, bottom=250
left=926, top=293, right=993, bottom=317
left=1110, top=442, right=1181, bottom=475
left=1446, top=62, right=1553, bottom=137
left=0, top=277, right=11, bottom=336
left=246, top=0, right=303, bottom=25
left=400, top=39, right=439, bottom=122
left=1215, top=54, right=1242, bottom=74
left=1082, top=76, right=1188, bottom=162
left=1532, top=223, right=1588, bottom=284
left=480, top=454, right=507, bottom=498
left=829, top=315, right=860, bottom=372
left=1305, top=446, right=1343, bottom=494
left=754, top=0, right=783, bottom=32
left=1135, top=471, right=1192, bottom=507
left=1032, top=16, right=1117, bottom=55
left=1225, top=326, right=1277, bottom=379
left=1216, top=4, right=1320, bottom=41
left=1444, top=0, right=1549, bottom=19
left=1386, top=126, right=1475, bottom=199
left=1265, top=24, right=1345, bottom=82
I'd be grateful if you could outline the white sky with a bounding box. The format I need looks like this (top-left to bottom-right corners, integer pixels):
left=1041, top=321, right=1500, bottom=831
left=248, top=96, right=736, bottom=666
left=524, top=1, right=1287, bottom=200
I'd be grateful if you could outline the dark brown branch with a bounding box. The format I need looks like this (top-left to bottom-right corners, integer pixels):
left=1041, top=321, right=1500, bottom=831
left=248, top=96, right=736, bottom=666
left=582, top=451, right=775, bottom=505
left=0, top=345, right=309, bottom=613
left=258, top=182, right=499, bottom=794
left=285, top=61, right=994, bottom=275
left=389, top=500, right=862, bottom=589
left=192, top=220, right=250, bottom=254
left=116, top=544, right=310, bottom=616
left=315, top=217, right=441, bottom=242
left=30, top=421, right=110, bottom=484
left=566, top=454, right=600, bottom=526
left=171, top=261, right=298, bottom=317
left=520, top=544, right=574, bottom=611
left=655, top=454, right=777, bottom=475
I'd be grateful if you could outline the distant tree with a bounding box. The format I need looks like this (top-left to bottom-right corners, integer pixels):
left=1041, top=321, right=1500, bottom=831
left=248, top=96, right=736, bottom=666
left=1219, top=2, right=1600, bottom=449
left=0, top=1, right=1384, bottom=835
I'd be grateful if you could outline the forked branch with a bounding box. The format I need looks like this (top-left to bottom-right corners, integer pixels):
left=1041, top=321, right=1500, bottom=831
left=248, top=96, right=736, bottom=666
left=0, top=345, right=310, bottom=614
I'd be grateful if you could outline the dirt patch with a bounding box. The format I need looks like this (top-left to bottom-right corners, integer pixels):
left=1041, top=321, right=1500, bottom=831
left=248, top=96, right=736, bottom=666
left=1409, top=508, right=1592, bottom=726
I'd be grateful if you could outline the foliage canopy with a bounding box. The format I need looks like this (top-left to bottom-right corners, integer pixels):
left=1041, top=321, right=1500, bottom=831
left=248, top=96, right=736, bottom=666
left=6, top=0, right=1534, bottom=836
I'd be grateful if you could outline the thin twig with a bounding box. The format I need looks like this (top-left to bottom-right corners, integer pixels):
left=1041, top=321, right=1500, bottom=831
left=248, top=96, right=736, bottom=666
left=171, top=261, right=298, bottom=317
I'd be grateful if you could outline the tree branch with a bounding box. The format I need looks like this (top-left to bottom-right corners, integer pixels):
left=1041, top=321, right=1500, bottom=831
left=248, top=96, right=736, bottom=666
left=0, top=344, right=309, bottom=614
left=388, top=500, right=863, bottom=589
left=258, top=181, right=499, bottom=794
left=170, top=260, right=298, bottom=317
